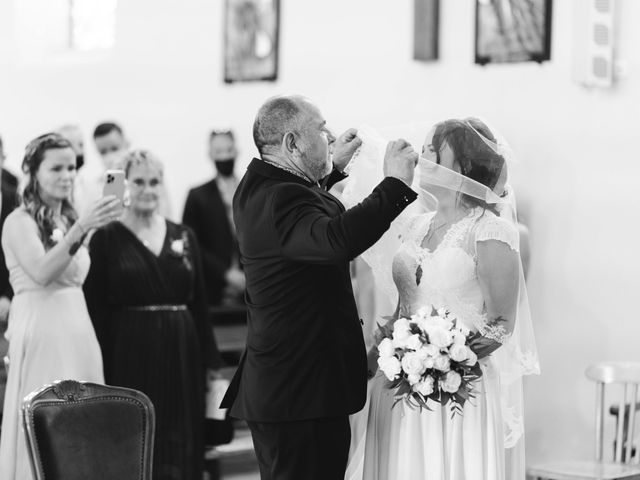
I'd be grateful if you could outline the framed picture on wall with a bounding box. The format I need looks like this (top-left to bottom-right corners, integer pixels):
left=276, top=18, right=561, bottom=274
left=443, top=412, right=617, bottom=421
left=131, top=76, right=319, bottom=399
left=475, top=0, right=552, bottom=65
left=224, top=0, right=279, bottom=83
left=413, top=0, right=440, bottom=61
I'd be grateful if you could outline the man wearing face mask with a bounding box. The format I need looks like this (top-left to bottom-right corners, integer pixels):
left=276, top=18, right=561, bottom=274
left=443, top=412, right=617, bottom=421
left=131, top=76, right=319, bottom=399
left=183, top=130, right=244, bottom=307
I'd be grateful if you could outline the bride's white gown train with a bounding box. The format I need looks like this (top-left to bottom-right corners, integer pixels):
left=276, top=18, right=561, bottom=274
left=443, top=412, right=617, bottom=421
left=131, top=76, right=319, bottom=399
left=347, top=208, right=523, bottom=480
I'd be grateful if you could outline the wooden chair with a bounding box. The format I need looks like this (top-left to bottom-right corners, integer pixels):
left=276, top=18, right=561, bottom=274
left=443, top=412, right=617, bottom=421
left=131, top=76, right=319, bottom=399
left=528, top=362, right=640, bottom=480
left=22, top=379, right=155, bottom=480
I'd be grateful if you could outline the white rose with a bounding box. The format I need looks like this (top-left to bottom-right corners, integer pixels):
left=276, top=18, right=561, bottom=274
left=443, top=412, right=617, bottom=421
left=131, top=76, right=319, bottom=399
left=449, top=343, right=469, bottom=363
left=405, top=334, right=423, bottom=351
left=378, top=356, right=401, bottom=381
left=465, top=348, right=478, bottom=366
left=452, top=329, right=467, bottom=346
left=428, top=326, right=453, bottom=349
left=392, top=318, right=412, bottom=347
left=413, top=376, right=435, bottom=397
left=441, top=371, right=462, bottom=393
left=170, top=239, right=185, bottom=255
left=421, top=344, right=440, bottom=358
left=401, top=352, right=427, bottom=377
left=414, top=316, right=429, bottom=333
left=377, top=338, right=395, bottom=358
left=407, top=373, right=421, bottom=385
left=50, top=228, right=64, bottom=244
left=433, top=354, right=451, bottom=372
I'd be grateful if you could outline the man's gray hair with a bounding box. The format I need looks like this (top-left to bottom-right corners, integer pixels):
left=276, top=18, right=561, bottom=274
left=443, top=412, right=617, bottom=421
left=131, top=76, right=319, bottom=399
left=253, top=96, right=305, bottom=155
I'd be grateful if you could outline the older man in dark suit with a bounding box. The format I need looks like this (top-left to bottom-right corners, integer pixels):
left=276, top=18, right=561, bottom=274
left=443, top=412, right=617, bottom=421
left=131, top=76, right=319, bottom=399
left=221, top=95, right=418, bottom=480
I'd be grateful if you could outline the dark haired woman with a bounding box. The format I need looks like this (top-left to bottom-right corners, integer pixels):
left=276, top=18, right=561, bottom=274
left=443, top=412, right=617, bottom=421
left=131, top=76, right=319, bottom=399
left=346, top=120, right=538, bottom=480
left=84, top=150, right=223, bottom=480
left=0, top=133, right=121, bottom=479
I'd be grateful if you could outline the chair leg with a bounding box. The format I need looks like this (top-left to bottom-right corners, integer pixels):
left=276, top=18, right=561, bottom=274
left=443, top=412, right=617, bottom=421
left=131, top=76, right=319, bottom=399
left=203, top=459, right=221, bottom=480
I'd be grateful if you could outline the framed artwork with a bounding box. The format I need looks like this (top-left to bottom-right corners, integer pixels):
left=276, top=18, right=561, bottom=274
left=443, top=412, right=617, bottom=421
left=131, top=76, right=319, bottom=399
left=475, top=0, right=552, bottom=65
left=413, top=0, right=440, bottom=61
left=224, top=0, right=279, bottom=83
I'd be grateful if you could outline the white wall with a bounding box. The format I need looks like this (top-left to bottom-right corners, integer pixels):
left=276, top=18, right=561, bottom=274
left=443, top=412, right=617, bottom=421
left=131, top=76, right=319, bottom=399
left=1, top=0, right=640, bottom=464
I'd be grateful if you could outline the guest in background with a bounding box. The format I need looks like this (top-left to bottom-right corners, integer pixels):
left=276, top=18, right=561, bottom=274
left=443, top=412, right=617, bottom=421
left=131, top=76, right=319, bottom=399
left=77, top=121, right=173, bottom=219
left=0, top=134, right=19, bottom=323
left=0, top=133, right=121, bottom=480
left=183, top=130, right=244, bottom=306
left=56, top=124, right=86, bottom=170
left=74, top=122, right=130, bottom=214
left=93, top=122, right=129, bottom=163
left=0, top=134, right=19, bottom=426
left=84, top=149, right=223, bottom=480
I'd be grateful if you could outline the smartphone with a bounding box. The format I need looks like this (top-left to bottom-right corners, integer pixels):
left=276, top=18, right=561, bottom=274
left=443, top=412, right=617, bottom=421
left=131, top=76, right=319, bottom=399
left=103, top=169, right=126, bottom=202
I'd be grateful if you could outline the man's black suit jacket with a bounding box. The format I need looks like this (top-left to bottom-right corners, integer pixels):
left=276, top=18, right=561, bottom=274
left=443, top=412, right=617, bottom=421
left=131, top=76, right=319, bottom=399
left=221, top=158, right=417, bottom=422
left=182, top=178, right=238, bottom=306
left=0, top=169, right=19, bottom=299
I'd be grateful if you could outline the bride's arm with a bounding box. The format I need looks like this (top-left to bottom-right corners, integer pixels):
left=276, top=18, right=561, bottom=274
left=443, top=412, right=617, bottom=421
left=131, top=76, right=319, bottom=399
left=471, top=238, right=519, bottom=358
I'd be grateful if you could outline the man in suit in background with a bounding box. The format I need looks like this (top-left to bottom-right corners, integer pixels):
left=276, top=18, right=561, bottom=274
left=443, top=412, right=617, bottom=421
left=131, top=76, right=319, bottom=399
left=183, top=130, right=244, bottom=307
left=221, top=95, right=418, bottom=480
left=0, top=134, right=19, bottom=423
left=0, top=134, right=18, bottom=323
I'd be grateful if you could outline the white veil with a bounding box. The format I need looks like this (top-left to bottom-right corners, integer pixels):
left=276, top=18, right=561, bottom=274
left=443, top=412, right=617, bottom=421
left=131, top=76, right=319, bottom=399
left=342, top=119, right=539, bottom=476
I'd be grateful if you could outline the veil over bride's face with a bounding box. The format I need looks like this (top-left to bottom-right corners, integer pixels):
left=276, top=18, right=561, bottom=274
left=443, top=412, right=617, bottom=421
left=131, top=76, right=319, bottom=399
left=419, top=125, right=460, bottom=203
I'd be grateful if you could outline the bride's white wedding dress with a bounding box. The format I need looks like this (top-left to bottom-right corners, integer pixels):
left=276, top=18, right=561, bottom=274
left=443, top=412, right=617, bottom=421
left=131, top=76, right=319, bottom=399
left=347, top=207, right=523, bottom=480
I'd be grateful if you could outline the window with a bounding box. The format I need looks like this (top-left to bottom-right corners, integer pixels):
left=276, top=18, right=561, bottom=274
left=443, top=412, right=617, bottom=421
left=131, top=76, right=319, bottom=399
left=69, top=0, right=117, bottom=51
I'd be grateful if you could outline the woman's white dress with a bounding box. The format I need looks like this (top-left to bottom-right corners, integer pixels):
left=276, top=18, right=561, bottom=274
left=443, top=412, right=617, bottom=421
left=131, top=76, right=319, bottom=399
left=347, top=208, right=522, bottom=480
left=0, top=210, right=104, bottom=480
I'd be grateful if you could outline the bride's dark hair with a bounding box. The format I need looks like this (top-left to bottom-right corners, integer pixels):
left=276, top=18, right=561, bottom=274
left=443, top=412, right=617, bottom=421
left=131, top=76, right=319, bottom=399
left=431, top=118, right=505, bottom=212
left=22, top=133, right=78, bottom=249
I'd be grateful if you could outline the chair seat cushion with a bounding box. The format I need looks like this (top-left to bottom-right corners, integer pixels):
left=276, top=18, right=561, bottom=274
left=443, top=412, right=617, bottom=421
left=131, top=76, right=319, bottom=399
left=528, top=460, right=640, bottom=479
left=32, top=399, right=147, bottom=480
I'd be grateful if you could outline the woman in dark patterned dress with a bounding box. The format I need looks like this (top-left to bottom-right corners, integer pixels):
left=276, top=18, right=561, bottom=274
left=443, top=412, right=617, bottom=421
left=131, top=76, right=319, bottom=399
left=84, top=149, right=223, bottom=480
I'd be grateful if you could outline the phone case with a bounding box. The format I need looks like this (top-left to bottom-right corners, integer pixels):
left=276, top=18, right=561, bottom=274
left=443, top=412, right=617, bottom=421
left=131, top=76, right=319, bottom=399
left=103, top=170, right=126, bottom=201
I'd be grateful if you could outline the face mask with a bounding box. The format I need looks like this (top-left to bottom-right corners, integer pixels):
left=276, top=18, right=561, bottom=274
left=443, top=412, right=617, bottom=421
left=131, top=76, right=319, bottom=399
left=215, top=158, right=235, bottom=177
left=76, top=154, right=85, bottom=170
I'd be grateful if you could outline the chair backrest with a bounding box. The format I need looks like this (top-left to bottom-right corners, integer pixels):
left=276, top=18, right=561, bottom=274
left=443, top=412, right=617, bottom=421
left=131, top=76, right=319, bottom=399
left=586, top=362, right=640, bottom=464
left=22, top=379, right=155, bottom=480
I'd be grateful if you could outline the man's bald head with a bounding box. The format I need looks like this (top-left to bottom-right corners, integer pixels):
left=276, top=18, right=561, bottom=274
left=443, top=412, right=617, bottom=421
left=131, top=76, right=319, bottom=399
left=253, top=95, right=311, bottom=155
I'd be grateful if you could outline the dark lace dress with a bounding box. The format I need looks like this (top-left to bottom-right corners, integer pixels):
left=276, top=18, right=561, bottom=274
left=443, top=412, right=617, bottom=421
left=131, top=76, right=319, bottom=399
left=84, top=220, right=223, bottom=480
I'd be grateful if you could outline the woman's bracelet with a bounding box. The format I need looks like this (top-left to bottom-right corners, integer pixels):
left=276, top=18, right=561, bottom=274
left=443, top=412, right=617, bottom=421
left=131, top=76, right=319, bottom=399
left=76, top=222, right=88, bottom=235
left=67, top=222, right=88, bottom=256
left=68, top=233, right=87, bottom=256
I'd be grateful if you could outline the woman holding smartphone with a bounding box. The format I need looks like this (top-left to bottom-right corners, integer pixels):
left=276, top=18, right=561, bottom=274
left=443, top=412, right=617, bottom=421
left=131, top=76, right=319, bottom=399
left=84, top=149, right=223, bottom=480
left=0, top=133, right=122, bottom=480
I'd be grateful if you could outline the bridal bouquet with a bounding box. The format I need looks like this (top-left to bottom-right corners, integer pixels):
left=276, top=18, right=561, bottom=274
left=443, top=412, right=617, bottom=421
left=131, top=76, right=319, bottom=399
left=376, top=306, right=482, bottom=415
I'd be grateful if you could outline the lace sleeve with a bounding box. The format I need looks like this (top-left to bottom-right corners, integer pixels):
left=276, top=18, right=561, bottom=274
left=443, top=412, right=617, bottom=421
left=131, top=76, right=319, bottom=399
left=475, top=214, right=520, bottom=253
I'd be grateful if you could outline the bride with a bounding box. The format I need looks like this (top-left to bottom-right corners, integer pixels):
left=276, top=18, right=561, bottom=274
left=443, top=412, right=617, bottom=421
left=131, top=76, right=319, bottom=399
left=342, top=118, right=539, bottom=480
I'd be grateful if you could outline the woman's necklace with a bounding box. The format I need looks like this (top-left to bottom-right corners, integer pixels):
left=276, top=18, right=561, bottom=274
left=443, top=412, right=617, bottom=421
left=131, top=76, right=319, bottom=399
left=123, top=214, right=162, bottom=252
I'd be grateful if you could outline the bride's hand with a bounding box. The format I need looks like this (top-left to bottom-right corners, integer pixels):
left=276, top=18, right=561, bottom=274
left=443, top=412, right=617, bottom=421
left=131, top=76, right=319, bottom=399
left=332, top=128, right=362, bottom=172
